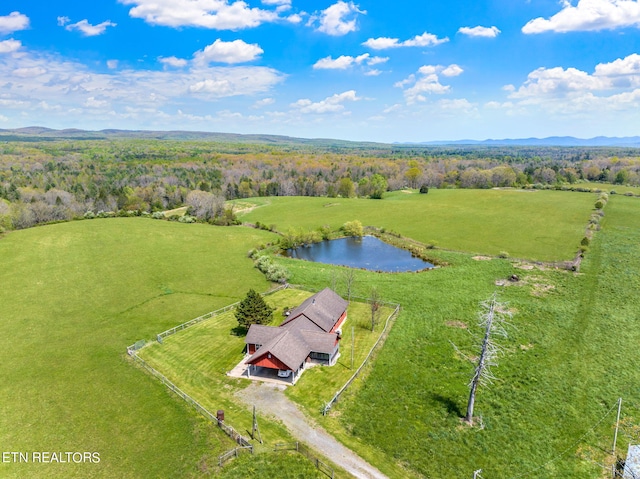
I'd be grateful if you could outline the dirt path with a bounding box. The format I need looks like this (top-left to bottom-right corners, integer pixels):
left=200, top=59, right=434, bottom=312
left=236, top=382, right=389, bottom=479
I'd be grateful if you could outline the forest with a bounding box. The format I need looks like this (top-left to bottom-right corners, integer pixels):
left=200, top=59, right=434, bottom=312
left=1, top=133, right=639, bottom=232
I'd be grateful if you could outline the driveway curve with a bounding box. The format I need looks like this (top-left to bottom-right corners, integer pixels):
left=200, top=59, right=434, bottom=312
left=236, top=382, right=389, bottom=479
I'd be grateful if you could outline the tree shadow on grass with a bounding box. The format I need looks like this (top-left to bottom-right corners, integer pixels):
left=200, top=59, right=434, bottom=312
left=231, top=326, right=248, bottom=337
left=430, top=393, right=464, bottom=418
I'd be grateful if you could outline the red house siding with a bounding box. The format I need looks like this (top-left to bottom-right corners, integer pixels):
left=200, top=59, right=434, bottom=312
left=247, top=344, right=258, bottom=355
left=330, top=311, right=347, bottom=333
left=250, top=354, right=290, bottom=371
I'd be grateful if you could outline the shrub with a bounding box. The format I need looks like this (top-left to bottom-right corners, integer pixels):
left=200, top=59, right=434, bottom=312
left=178, top=215, right=196, bottom=223
left=342, top=220, right=363, bottom=237
left=83, top=211, right=95, bottom=219
left=594, top=200, right=604, bottom=209
left=319, top=225, right=332, bottom=241
left=152, top=211, right=164, bottom=219
left=498, top=251, right=509, bottom=259
left=581, top=237, right=590, bottom=247
left=419, top=184, right=429, bottom=194
left=253, top=254, right=289, bottom=283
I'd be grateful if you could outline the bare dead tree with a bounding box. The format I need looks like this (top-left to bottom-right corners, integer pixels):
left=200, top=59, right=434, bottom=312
left=369, top=287, right=382, bottom=332
left=343, top=269, right=356, bottom=301
left=330, top=270, right=338, bottom=292
left=455, top=292, right=511, bottom=425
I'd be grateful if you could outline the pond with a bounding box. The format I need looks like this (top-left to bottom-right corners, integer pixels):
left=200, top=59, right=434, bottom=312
left=285, top=236, right=434, bottom=272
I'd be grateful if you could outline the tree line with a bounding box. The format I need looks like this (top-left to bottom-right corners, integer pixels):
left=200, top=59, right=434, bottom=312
left=0, top=139, right=639, bottom=232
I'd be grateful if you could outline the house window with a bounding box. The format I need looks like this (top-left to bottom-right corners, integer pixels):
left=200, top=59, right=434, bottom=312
left=310, top=352, right=330, bottom=361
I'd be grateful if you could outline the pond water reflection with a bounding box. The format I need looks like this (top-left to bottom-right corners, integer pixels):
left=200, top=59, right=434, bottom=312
left=285, top=236, right=433, bottom=272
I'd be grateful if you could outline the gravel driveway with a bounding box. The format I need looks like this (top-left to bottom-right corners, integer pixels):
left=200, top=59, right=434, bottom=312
left=235, top=382, right=389, bottom=479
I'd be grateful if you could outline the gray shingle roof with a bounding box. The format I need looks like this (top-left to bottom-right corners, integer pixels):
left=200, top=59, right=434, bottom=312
left=247, top=329, right=310, bottom=371
left=245, top=288, right=345, bottom=371
left=280, top=288, right=348, bottom=333
left=245, top=324, right=283, bottom=346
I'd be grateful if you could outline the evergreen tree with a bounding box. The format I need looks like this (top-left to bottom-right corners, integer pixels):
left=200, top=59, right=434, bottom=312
left=235, top=289, right=274, bottom=329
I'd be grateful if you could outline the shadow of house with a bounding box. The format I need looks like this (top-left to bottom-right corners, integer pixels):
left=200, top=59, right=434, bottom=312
left=245, top=288, right=348, bottom=384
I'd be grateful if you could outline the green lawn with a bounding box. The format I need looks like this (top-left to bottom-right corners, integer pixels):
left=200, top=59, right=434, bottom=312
left=273, top=195, right=640, bottom=478
left=137, top=287, right=394, bottom=445
left=0, top=218, right=276, bottom=478
left=3, top=191, right=639, bottom=479
left=235, top=189, right=596, bottom=261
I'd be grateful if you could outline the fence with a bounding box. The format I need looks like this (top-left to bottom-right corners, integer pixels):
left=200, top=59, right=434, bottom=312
left=154, top=283, right=289, bottom=343
left=128, top=351, right=252, bottom=448
left=322, top=302, right=401, bottom=415
left=274, top=442, right=335, bottom=479
left=218, top=446, right=253, bottom=467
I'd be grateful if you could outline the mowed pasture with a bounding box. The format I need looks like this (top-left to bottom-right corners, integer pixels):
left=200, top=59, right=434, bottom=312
left=271, top=194, right=640, bottom=478
left=235, top=189, right=596, bottom=261
left=2, top=189, right=638, bottom=479
left=0, top=219, right=276, bottom=478
left=138, top=288, right=395, bottom=437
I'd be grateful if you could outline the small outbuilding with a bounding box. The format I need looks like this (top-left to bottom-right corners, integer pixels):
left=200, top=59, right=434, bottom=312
left=244, top=288, right=348, bottom=383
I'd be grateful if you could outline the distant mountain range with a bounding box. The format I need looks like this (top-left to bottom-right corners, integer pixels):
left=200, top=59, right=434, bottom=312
left=1, top=127, right=639, bottom=148
left=408, top=136, right=640, bottom=147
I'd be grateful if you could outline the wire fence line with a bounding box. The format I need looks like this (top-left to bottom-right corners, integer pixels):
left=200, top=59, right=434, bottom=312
left=154, top=283, right=290, bottom=342
left=127, top=351, right=252, bottom=449
left=323, top=302, right=401, bottom=416
left=274, top=442, right=335, bottom=479
left=218, top=446, right=253, bottom=467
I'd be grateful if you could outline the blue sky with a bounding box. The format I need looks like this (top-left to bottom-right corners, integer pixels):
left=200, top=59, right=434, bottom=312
left=1, top=0, right=640, bottom=142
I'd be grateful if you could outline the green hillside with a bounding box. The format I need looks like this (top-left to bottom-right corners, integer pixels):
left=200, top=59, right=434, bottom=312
left=236, top=189, right=595, bottom=261
left=0, top=219, right=274, bottom=478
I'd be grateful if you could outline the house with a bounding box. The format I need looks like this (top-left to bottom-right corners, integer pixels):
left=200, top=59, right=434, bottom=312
left=244, top=288, right=348, bottom=383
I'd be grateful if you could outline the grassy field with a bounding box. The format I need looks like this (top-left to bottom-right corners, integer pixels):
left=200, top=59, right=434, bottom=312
left=0, top=218, right=276, bottom=478
left=137, top=287, right=394, bottom=445
left=271, top=194, right=640, bottom=478
left=235, top=189, right=596, bottom=261
left=3, top=189, right=639, bottom=479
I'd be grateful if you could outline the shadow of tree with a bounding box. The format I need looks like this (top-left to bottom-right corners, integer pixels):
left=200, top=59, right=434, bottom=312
left=431, top=393, right=463, bottom=418
left=231, top=325, right=248, bottom=337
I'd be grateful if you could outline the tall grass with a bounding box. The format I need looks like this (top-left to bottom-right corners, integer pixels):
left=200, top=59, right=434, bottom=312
left=236, top=189, right=596, bottom=261
left=0, top=219, right=275, bottom=478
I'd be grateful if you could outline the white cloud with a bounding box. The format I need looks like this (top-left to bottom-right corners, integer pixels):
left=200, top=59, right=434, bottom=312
left=0, top=12, right=29, bottom=35
left=286, top=13, right=303, bottom=23
left=396, top=65, right=463, bottom=103
left=107, top=60, right=119, bottom=69
left=509, top=54, right=640, bottom=99
left=437, top=98, right=475, bottom=111
left=312, top=1, right=365, bottom=36
left=594, top=52, right=640, bottom=77
left=57, top=16, right=71, bottom=27
left=0, top=39, right=21, bottom=54
left=507, top=54, right=640, bottom=116
left=193, top=39, right=263, bottom=64
left=65, top=19, right=117, bottom=36
left=441, top=64, right=464, bottom=77
left=13, top=66, right=47, bottom=78
left=252, top=97, right=275, bottom=108
left=0, top=47, right=284, bottom=125
left=262, top=0, right=290, bottom=5
left=523, top=0, right=640, bottom=34
left=458, top=25, right=501, bottom=38
left=291, top=90, right=361, bottom=114
left=362, top=32, right=448, bottom=50
left=159, top=56, right=189, bottom=68
left=84, top=97, right=110, bottom=108
left=313, top=53, right=387, bottom=70
left=364, top=69, right=382, bottom=76
left=119, top=0, right=280, bottom=30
